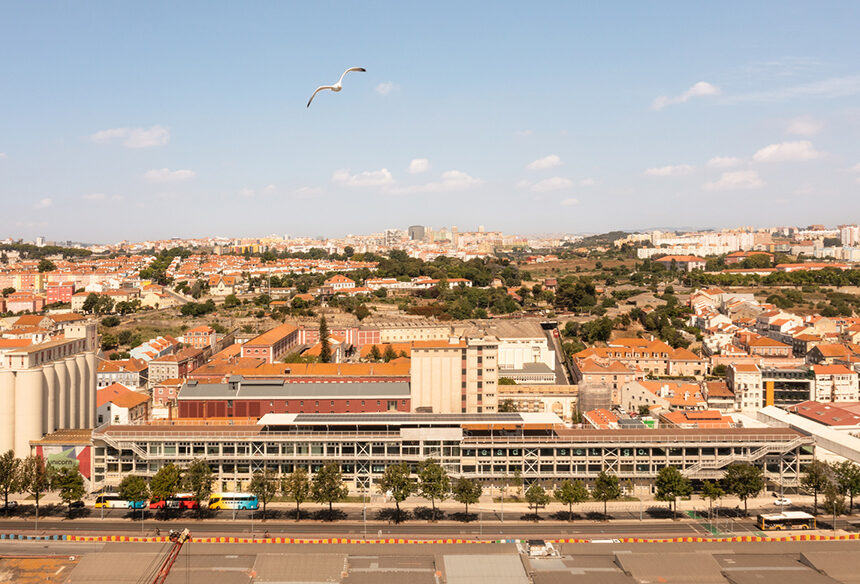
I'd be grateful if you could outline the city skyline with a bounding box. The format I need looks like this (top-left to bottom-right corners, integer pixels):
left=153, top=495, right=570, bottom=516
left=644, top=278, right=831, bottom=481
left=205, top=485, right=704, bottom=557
left=1, top=2, right=859, bottom=241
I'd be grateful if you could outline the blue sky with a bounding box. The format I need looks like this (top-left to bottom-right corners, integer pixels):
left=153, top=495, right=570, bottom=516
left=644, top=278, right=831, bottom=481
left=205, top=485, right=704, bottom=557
left=1, top=1, right=859, bottom=242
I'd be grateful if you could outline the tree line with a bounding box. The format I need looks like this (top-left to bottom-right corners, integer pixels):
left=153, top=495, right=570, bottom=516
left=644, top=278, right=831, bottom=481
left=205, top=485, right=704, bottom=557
left=0, top=450, right=85, bottom=518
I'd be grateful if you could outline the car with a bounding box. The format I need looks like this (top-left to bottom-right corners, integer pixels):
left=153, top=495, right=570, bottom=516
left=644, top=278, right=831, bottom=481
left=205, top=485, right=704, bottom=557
left=774, top=497, right=792, bottom=506
left=2, top=501, right=18, bottom=510
left=69, top=501, right=85, bottom=509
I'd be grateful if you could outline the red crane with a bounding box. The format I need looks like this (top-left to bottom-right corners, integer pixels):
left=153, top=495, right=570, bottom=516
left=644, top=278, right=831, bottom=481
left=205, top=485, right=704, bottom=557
left=151, top=528, right=191, bottom=584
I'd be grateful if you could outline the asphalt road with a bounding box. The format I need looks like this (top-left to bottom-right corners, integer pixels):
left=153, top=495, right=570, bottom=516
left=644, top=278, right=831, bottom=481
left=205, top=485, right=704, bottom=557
left=0, top=517, right=757, bottom=538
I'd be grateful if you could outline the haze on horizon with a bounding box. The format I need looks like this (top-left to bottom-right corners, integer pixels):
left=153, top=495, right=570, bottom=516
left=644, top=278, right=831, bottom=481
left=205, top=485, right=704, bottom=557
left=1, top=1, right=859, bottom=242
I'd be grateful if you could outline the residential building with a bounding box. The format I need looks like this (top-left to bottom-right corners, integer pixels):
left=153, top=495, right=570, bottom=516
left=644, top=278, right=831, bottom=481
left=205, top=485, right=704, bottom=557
left=184, top=325, right=217, bottom=350
left=97, top=358, right=148, bottom=390
left=620, top=380, right=707, bottom=413
left=148, top=347, right=205, bottom=386
left=96, top=383, right=149, bottom=425
left=46, top=282, right=76, bottom=304
left=813, top=364, right=860, bottom=402
left=728, top=363, right=763, bottom=411
left=653, top=255, right=706, bottom=272
left=152, top=378, right=183, bottom=408
left=208, top=275, right=238, bottom=296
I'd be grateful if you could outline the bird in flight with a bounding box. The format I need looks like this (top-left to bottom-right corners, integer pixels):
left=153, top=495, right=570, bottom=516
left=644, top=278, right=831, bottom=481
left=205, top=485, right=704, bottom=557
left=307, top=67, right=367, bottom=108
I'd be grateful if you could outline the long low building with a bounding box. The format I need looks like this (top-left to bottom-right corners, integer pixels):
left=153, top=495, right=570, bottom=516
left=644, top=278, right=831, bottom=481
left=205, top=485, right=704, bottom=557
left=90, top=412, right=812, bottom=495
left=177, top=376, right=411, bottom=418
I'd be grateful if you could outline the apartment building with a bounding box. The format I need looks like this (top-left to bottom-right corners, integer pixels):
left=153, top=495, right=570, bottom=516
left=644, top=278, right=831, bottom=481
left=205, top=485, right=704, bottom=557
left=728, top=363, right=763, bottom=411
left=148, top=347, right=205, bottom=386
left=184, top=325, right=217, bottom=350
left=97, top=358, right=148, bottom=390
left=813, top=364, right=860, bottom=402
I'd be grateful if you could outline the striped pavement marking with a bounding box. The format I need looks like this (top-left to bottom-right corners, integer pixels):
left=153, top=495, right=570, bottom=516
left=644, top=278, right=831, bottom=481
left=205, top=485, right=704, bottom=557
left=3, top=532, right=858, bottom=545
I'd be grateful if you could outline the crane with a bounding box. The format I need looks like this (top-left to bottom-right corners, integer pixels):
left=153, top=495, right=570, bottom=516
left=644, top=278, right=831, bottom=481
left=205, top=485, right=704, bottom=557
left=151, top=528, right=191, bottom=584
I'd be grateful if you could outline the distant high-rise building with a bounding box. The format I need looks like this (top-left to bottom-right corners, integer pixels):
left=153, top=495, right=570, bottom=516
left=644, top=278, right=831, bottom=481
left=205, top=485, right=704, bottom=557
left=408, top=225, right=426, bottom=241
left=35, top=236, right=45, bottom=247
left=841, top=225, right=859, bottom=247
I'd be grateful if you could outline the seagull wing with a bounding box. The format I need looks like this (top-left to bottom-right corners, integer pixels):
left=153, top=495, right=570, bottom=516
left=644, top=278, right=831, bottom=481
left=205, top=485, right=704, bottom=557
left=338, top=67, right=367, bottom=84
left=307, top=85, right=334, bottom=108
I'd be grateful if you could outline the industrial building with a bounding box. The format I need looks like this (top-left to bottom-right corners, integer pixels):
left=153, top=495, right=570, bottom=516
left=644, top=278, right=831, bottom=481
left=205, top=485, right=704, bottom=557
left=0, top=322, right=98, bottom=455
left=90, top=412, right=812, bottom=495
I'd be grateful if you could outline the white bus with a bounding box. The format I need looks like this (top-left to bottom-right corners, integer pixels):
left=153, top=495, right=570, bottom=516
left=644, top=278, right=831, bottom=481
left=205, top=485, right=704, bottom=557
left=95, top=493, right=146, bottom=509
left=757, top=511, right=816, bottom=531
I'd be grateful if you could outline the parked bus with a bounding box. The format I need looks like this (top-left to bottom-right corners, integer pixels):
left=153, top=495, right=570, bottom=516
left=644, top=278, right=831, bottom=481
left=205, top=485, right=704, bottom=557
left=208, top=493, right=259, bottom=510
left=757, top=511, right=816, bottom=531
left=95, top=493, right=147, bottom=509
left=149, top=493, right=199, bottom=510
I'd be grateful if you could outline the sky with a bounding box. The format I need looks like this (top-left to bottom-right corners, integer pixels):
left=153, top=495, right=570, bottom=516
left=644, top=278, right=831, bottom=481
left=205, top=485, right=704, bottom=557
left=1, top=1, right=859, bottom=242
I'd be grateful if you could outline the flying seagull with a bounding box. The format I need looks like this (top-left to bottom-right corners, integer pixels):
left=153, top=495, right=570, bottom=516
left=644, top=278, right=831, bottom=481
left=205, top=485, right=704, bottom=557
left=307, top=67, right=366, bottom=107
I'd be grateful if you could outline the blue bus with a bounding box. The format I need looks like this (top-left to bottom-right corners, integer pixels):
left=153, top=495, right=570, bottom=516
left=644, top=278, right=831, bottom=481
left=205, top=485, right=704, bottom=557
left=208, top=493, right=259, bottom=510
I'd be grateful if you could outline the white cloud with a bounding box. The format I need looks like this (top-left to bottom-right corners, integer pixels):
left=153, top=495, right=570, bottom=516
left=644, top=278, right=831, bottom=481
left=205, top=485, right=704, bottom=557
left=531, top=177, right=573, bottom=192
left=527, top=154, right=562, bottom=170
left=707, top=156, right=743, bottom=169
left=703, top=170, right=765, bottom=191
left=375, top=82, right=397, bottom=95
left=33, top=198, right=53, bottom=210
left=785, top=116, right=824, bottom=136
left=727, top=75, right=860, bottom=104
left=560, top=197, right=579, bottom=206
left=0, top=153, right=7, bottom=159
left=652, top=81, right=720, bottom=110
left=408, top=158, right=430, bottom=174
left=263, top=184, right=277, bottom=194
left=332, top=168, right=394, bottom=187
left=91, top=125, right=170, bottom=148
left=144, top=168, right=196, bottom=182
left=851, top=163, right=860, bottom=173
left=239, top=187, right=254, bottom=198
left=579, top=178, right=596, bottom=186
left=752, top=140, right=823, bottom=162
left=514, top=129, right=533, bottom=137
left=644, top=164, right=695, bottom=177
left=390, top=170, right=483, bottom=195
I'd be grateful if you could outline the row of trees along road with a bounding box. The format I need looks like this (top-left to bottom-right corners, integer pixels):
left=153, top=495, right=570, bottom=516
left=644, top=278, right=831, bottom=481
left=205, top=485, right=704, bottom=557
left=118, top=460, right=215, bottom=518
left=0, top=450, right=85, bottom=519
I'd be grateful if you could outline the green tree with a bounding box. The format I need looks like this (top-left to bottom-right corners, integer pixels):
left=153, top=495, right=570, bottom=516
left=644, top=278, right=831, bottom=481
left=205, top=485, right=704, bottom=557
left=37, top=259, right=56, bottom=272
left=700, top=481, right=725, bottom=519
left=498, top=399, right=518, bottom=412
left=802, top=460, right=831, bottom=516
left=711, top=364, right=727, bottom=377
left=101, top=333, right=118, bottom=351
left=498, top=377, right=516, bottom=386
left=823, top=482, right=846, bottom=523
left=554, top=479, right=589, bottom=521
left=223, top=294, right=240, bottom=308
left=319, top=316, right=332, bottom=363
left=1, top=287, right=15, bottom=297
left=249, top=467, right=278, bottom=520
left=51, top=467, right=85, bottom=514
left=150, top=463, right=181, bottom=510
left=81, top=293, right=100, bottom=314
left=368, top=344, right=382, bottom=362
left=183, top=459, right=214, bottom=517
left=117, top=475, right=149, bottom=522
left=511, top=469, right=523, bottom=498
left=311, top=463, right=348, bottom=519
left=833, top=461, right=860, bottom=514
left=723, top=463, right=764, bottom=516
left=0, top=451, right=21, bottom=513
left=20, top=455, right=51, bottom=523
left=592, top=471, right=621, bottom=519
left=282, top=468, right=311, bottom=521
left=354, top=304, right=370, bottom=321
left=525, top=483, right=550, bottom=520
left=418, top=459, right=450, bottom=520
left=377, top=462, right=415, bottom=519
left=452, top=477, right=482, bottom=517
left=382, top=344, right=397, bottom=363
left=655, top=466, right=692, bottom=519
left=101, top=315, right=121, bottom=328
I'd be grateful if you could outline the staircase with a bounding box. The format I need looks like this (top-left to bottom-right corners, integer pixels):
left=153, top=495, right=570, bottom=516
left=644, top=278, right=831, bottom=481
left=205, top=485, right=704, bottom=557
left=681, top=437, right=806, bottom=477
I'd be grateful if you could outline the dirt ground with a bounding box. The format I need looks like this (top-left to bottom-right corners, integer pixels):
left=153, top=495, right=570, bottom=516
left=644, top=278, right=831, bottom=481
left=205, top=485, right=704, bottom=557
left=0, top=555, right=79, bottom=584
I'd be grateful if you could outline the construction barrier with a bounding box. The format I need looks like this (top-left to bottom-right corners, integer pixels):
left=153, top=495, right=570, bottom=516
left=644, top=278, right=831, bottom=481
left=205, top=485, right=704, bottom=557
left=3, top=532, right=859, bottom=545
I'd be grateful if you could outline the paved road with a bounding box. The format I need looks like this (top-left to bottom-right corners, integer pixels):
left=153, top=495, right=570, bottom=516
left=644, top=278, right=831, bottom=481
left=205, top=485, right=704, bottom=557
left=0, top=517, right=755, bottom=539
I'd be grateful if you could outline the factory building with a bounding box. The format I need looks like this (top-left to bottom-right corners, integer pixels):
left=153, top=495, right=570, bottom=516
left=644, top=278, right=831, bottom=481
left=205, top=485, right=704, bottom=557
left=0, top=322, right=98, bottom=455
